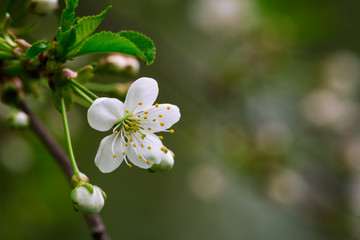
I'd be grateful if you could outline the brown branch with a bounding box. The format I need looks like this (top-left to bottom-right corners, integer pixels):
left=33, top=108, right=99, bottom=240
left=18, top=101, right=111, bottom=240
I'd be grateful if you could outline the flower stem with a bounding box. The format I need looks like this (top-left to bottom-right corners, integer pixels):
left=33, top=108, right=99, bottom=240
left=60, top=97, right=80, bottom=175
left=72, top=85, right=94, bottom=104
left=70, top=79, right=99, bottom=100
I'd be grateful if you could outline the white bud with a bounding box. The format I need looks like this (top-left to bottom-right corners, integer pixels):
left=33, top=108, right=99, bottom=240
left=9, top=111, right=29, bottom=129
left=151, top=149, right=175, bottom=172
left=99, top=54, right=140, bottom=76
left=27, top=0, right=58, bottom=16
left=71, top=185, right=106, bottom=214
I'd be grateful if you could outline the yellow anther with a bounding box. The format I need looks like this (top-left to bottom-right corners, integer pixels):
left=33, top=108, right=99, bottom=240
left=126, top=131, right=130, bottom=135
left=125, top=143, right=129, bottom=146
left=155, top=103, right=159, bottom=108
left=131, top=126, right=135, bottom=130
left=122, top=151, right=126, bottom=155
left=138, top=102, right=143, bottom=105
left=160, top=122, right=165, bottom=126
left=133, top=144, right=136, bottom=147
left=159, top=136, right=163, bottom=140
left=141, top=136, right=145, bottom=139
left=137, top=118, right=142, bottom=121
left=170, top=129, right=175, bottom=134
left=130, top=137, right=133, bottom=142
left=114, top=130, right=118, bottom=134
left=148, top=127, right=152, bottom=130
left=125, top=125, right=130, bottom=129
left=146, top=160, right=151, bottom=164
left=113, top=154, right=117, bottom=158
left=161, top=147, right=165, bottom=151
left=167, top=106, right=170, bottom=110
left=125, top=109, right=129, bottom=113
left=141, top=144, right=144, bottom=148
left=136, top=125, right=140, bottom=128
left=144, top=111, right=148, bottom=114
left=159, top=114, right=163, bottom=118
left=128, top=164, right=132, bottom=168
left=144, top=116, right=148, bottom=119
left=147, top=146, right=151, bottom=150
left=130, top=122, right=134, bottom=126
left=153, top=119, right=156, bottom=122
left=139, top=155, right=143, bottom=158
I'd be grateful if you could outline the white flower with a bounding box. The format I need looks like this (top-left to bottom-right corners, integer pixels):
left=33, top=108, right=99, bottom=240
left=87, top=77, right=180, bottom=172
left=150, top=148, right=175, bottom=172
left=71, top=185, right=105, bottom=214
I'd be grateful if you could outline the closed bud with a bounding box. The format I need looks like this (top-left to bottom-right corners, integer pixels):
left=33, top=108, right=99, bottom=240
left=150, top=149, right=175, bottom=172
left=8, top=111, right=29, bottom=129
left=99, top=54, right=140, bottom=76
left=26, top=0, right=58, bottom=16
left=71, top=184, right=106, bottom=214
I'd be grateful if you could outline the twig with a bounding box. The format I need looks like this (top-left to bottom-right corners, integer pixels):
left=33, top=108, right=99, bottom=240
left=18, top=101, right=111, bottom=240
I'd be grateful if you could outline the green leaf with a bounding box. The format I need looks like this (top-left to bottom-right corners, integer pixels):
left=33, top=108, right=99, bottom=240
left=60, top=0, right=79, bottom=32
left=119, top=31, right=156, bottom=65
left=65, top=6, right=112, bottom=56
left=26, top=40, right=49, bottom=59
left=69, top=31, right=156, bottom=65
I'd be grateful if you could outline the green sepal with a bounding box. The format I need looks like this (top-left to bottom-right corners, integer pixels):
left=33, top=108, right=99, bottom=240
left=70, top=188, right=78, bottom=204
left=69, top=31, right=156, bottom=65
left=98, top=187, right=107, bottom=200
left=81, top=183, right=94, bottom=194
left=54, top=86, right=73, bottom=112
left=75, top=65, right=94, bottom=84
left=26, top=40, right=50, bottom=59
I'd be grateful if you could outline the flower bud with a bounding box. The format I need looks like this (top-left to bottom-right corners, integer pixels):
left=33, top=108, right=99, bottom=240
left=99, top=54, right=140, bottom=76
left=8, top=111, right=29, bottom=129
left=26, top=0, right=58, bottom=16
left=150, top=149, right=175, bottom=172
left=71, top=184, right=106, bottom=214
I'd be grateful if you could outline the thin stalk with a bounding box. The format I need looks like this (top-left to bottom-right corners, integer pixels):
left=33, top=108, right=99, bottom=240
left=60, top=97, right=80, bottom=175
left=70, top=79, right=99, bottom=100
left=72, top=85, right=94, bottom=104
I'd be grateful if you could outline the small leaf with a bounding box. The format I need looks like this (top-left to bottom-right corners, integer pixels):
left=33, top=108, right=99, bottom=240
left=65, top=6, right=112, bottom=56
left=60, top=0, right=79, bottom=32
left=75, top=65, right=94, bottom=84
left=119, top=31, right=156, bottom=65
left=69, top=31, right=156, bottom=65
left=26, top=40, right=49, bottom=59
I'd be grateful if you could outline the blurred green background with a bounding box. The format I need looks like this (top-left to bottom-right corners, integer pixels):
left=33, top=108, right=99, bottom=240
left=1, top=0, right=360, bottom=239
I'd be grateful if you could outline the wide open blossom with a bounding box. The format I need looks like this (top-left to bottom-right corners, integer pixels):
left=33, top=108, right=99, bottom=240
left=87, top=77, right=180, bottom=172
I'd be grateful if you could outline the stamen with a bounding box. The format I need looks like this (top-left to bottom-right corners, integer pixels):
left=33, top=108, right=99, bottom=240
left=125, top=109, right=129, bottom=113
left=139, top=155, right=143, bottom=158
left=125, top=143, right=129, bottom=146
left=113, top=154, right=116, bottom=158
left=126, top=131, right=130, bottom=135
left=167, top=106, right=170, bottom=110
left=124, top=157, right=132, bottom=168
left=114, top=130, right=118, bottom=134
left=144, top=111, right=149, bottom=114
left=133, top=144, right=136, bottom=147
left=159, top=114, right=163, bottom=118
left=130, top=137, right=133, bottom=142
left=170, top=129, right=175, bottom=134
left=153, top=119, right=156, bottom=122
left=138, top=102, right=143, bottom=105
left=146, top=160, right=151, bottom=164
left=144, top=116, right=148, bottom=119
left=148, top=127, right=152, bottom=130
left=160, top=122, right=165, bottom=126
left=147, top=146, right=151, bottom=150
left=125, top=125, right=130, bottom=130
left=123, top=151, right=126, bottom=155
left=130, top=122, right=134, bottom=126
left=155, top=103, right=159, bottom=108
left=159, top=136, right=163, bottom=140
left=141, top=144, right=144, bottom=148
left=128, top=164, right=132, bottom=168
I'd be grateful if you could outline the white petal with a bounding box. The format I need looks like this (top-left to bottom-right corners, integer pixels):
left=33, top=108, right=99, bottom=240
left=88, top=98, right=125, bottom=132
left=126, top=132, right=164, bottom=168
left=124, top=77, right=159, bottom=113
left=95, top=135, right=123, bottom=173
left=138, top=104, right=180, bottom=132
